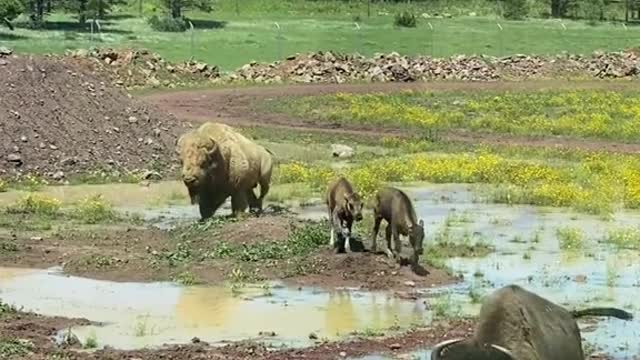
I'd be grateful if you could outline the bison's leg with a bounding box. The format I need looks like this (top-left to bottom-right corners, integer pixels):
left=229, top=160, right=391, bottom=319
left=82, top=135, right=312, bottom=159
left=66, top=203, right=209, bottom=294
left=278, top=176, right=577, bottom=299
left=199, top=191, right=227, bottom=221
left=331, top=210, right=343, bottom=252
left=230, top=192, right=249, bottom=217
left=384, top=224, right=394, bottom=259
left=392, top=223, right=402, bottom=261
left=344, top=218, right=353, bottom=253
left=257, top=176, right=270, bottom=210
left=246, top=187, right=261, bottom=215
left=371, top=216, right=382, bottom=253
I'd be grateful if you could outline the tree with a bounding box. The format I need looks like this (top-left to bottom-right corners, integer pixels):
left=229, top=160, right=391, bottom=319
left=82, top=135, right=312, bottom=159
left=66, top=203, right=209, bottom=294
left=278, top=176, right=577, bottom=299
left=160, top=0, right=212, bottom=19
left=0, top=0, right=22, bottom=29
left=503, top=0, right=529, bottom=20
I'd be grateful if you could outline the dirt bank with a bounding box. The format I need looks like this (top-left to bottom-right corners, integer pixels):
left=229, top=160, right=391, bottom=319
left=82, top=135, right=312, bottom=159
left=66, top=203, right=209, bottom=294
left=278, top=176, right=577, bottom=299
left=0, top=53, right=188, bottom=181
left=0, top=214, right=455, bottom=292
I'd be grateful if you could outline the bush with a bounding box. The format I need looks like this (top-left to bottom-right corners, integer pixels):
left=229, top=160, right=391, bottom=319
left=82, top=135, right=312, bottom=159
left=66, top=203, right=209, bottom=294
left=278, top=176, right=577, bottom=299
left=7, top=194, right=61, bottom=216
left=394, top=11, right=416, bottom=28
left=502, top=0, right=529, bottom=20
left=0, top=0, right=22, bottom=23
left=72, top=194, right=117, bottom=224
left=148, top=15, right=189, bottom=32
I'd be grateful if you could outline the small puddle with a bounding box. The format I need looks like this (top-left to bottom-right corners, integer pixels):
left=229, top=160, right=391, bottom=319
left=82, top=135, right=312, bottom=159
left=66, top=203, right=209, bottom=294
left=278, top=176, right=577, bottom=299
left=0, top=267, right=433, bottom=350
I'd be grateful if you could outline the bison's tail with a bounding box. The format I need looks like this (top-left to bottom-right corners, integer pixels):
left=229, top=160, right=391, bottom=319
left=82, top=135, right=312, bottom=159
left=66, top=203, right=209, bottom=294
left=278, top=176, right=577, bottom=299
left=571, top=307, right=633, bottom=320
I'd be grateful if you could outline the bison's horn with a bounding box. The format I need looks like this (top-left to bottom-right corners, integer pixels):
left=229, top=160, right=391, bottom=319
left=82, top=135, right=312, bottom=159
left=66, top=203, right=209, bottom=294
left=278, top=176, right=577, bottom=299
left=430, top=338, right=464, bottom=360
left=490, top=344, right=515, bottom=358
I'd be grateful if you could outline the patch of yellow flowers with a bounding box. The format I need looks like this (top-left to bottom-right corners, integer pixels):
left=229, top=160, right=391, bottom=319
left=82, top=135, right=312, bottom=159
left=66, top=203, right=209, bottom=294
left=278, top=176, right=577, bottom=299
left=276, top=150, right=640, bottom=215
left=8, top=193, right=62, bottom=215
left=314, top=90, right=640, bottom=140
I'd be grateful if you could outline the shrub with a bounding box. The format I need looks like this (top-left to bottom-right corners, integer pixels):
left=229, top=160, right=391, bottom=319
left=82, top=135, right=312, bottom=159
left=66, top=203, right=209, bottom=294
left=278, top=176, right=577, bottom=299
left=148, top=15, right=188, bottom=32
left=502, top=0, right=529, bottom=20
left=394, top=11, right=416, bottom=28
left=7, top=194, right=61, bottom=216
left=72, top=194, right=117, bottom=224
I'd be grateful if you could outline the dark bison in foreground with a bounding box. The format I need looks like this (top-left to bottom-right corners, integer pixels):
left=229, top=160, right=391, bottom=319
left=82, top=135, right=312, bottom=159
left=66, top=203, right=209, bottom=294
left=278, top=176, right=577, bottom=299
left=431, top=284, right=633, bottom=360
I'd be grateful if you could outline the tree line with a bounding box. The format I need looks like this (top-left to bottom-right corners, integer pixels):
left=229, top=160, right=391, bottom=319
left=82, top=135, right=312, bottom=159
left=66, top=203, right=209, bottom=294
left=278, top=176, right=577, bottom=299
left=1, top=0, right=639, bottom=31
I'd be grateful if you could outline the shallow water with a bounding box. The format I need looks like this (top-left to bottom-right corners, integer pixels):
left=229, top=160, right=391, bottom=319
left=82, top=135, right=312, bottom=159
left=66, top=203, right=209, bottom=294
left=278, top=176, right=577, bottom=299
left=0, top=266, right=432, bottom=350
left=1, top=182, right=640, bottom=357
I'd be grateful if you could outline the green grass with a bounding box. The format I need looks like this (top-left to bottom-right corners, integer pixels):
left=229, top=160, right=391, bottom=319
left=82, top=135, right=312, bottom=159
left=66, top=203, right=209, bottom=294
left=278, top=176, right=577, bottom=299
left=3, top=1, right=639, bottom=71
left=603, top=226, right=640, bottom=249
left=274, top=90, right=640, bottom=143
left=0, top=339, right=33, bottom=357
left=556, top=226, right=585, bottom=250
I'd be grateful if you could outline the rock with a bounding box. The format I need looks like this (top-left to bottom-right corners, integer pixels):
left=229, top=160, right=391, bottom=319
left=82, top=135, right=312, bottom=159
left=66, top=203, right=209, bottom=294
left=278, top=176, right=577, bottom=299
left=331, top=144, right=354, bottom=158
left=191, top=337, right=200, bottom=343
left=142, top=170, right=162, bottom=181
left=339, top=352, right=347, bottom=357
left=308, top=332, right=318, bottom=340
left=6, top=153, right=22, bottom=166
left=128, top=116, right=138, bottom=123
left=49, top=144, right=58, bottom=150
left=195, top=63, right=208, bottom=72
left=52, top=171, right=65, bottom=180
left=0, top=47, right=12, bottom=56
left=20, top=136, right=27, bottom=142
left=30, top=236, right=43, bottom=241
left=61, top=157, right=77, bottom=166
left=404, top=280, right=416, bottom=287
left=389, top=343, right=402, bottom=350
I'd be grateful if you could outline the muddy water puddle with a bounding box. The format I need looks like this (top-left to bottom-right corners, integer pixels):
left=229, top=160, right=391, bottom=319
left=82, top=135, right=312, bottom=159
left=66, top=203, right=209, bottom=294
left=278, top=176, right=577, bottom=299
left=2, top=182, right=640, bottom=357
left=0, top=266, right=431, bottom=350
left=408, top=184, right=640, bottom=358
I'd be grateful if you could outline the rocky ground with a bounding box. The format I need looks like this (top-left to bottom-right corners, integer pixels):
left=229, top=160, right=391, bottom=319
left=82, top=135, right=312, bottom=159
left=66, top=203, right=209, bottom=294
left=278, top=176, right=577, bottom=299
left=63, top=47, right=640, bottom=89
left=0, top=50, right=189, bottom=181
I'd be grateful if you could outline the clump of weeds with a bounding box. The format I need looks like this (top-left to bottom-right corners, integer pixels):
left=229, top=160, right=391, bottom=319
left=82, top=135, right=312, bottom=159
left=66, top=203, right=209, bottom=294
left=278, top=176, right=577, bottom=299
left=556, top=227, right=585, bottom=250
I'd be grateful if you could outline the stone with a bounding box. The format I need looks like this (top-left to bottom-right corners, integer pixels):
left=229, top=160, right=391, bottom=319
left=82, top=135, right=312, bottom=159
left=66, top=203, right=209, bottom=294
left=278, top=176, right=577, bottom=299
left=52, top=171, right=65, bottom=180
left=128, top=116, right=138, bottom=123
left=389, top=343, right=402, bottom=350
left=308, top=332, right=318, bottom=340
left=6, top=153, right=22, bottom=165
left=20, top=136, right=27, bottom=142
left=0, top=47, right=12, bottom=56
left=340, top=352, right=347, bottom=357
left=331, top=144, right=354, bottom=158
left=404, top=280, right=416, bottom=287
left=142, top=170, right=162, bottom=181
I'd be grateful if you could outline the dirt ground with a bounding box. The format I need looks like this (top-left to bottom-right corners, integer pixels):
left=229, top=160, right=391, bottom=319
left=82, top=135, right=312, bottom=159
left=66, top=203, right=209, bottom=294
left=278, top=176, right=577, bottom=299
left=0, top=54, right=188, bottom=180
left=0, top=214, right=455, bottom=292
left=0, top=303, right=477, bottom=360
left=142, top=80, right=640, bottom=155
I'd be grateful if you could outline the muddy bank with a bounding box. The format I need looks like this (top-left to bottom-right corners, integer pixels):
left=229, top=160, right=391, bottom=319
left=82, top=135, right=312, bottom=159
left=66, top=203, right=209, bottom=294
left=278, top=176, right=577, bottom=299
left=0, top=214, right=456, bottom=292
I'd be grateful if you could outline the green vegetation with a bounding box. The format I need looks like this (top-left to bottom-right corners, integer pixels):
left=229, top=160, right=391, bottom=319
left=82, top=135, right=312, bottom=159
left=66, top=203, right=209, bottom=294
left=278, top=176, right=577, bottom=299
left=556, top=227, right=585, bottom=250
left=84, top=332, right=98, bottom=349
left=1, top=0, right=638, bottom=70
left=603, top=226, right=640, bottom=249
left=155, top=219, right=326, bottom=266
left=278, top=90, right=640, bottom=142
left=172, top=271, right=200, bottom=285
left=70, top=194, right=118, bottom=224
left=0, top=339, right=33, bottom=357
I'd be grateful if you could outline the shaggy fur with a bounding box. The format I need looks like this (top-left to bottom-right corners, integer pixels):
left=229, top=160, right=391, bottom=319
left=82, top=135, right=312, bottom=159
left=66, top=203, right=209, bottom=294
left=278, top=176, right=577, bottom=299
left=431, top=284, right=633, bottom=360
left=326, top=177, right=363, bottom=252
left=371, top=186, right=424, bottom=266
left=177, top=122, right=274, bottom=219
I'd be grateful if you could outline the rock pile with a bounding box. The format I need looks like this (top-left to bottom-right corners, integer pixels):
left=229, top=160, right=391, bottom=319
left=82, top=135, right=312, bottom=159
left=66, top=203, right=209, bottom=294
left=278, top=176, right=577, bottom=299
left=229, top=50, right=640, bottom=83
left=65, top=48, right=220, bottom=88
left=0, top=53, right=190, bottom=180
left=59, top=47, right=640, bottom=88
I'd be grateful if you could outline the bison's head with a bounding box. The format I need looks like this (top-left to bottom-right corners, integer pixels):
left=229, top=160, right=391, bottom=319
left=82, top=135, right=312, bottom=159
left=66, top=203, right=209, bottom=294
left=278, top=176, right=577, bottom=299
left=176, top=132, right=220, bottom=204
left=430, top=338, right=515, bottom=360
left=409, top=219, right=425, bottom=255
left=344, top=192, right=363, bottom=221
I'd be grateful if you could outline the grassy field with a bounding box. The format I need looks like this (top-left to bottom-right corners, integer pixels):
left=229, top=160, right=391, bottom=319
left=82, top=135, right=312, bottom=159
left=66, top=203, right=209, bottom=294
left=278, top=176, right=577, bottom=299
left=1, top=0, right=638, bottom=70
left=271, top=89, right=640, bottom=142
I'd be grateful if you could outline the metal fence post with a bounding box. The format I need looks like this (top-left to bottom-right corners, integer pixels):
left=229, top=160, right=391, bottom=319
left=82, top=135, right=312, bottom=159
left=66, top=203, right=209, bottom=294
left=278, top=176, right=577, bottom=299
left=274, top=22, right=282, bottom=60
left=497, top=22, right=503, bottom=57
left=188, top=21, right=194, bottom=59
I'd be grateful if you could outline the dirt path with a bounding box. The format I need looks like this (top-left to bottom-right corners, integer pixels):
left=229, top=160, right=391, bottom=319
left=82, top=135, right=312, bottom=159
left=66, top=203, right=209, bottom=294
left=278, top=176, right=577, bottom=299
left=142, top=80, right=640, bottom=154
